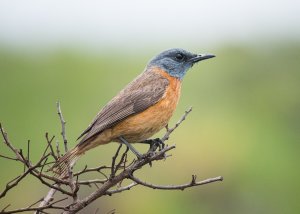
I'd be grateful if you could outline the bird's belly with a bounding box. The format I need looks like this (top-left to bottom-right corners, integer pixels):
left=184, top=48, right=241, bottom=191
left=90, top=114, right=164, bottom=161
left=111, top=78, right=181, bottom=142
left=112, top=101, right=175, bottom=142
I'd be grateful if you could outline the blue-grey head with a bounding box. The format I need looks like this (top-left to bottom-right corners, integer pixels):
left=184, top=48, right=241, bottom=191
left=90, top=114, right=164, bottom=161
left=147, top=48, right=215, bottom=80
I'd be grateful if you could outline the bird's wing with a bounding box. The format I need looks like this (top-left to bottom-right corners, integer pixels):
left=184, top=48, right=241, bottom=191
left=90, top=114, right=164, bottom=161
left=77, top=71, right=169, bottom=145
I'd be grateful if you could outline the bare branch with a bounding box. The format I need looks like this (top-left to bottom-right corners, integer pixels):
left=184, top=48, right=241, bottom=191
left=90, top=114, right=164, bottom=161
left=161, top=106, right=192, bottom=142
left=35, top=187, right=57, bottom=213
left=110, top=144, right=123, bottom=179
left=1, top=204, right=11, bottom=212
left=105, top=183, right=137, bottom=196
left=56, top=140, right=61, bottom=158
left=1, top=200, right=68, bottom=214
left=78, top=179, right=107, bottom=186
left=130, top=175, right=223, bottom=191
left=63, top=145, right=177, bottom=214
left=1, top=106, right=223, bottom=214
left=74, top=165, right=111, bottom=177
left=0, top=154, right=18, bottom=161
left=0, top=154, right=49, bottom=198
left=0, top=123, right=26, bottom=162
left=56, top=101, right=68, bottom=152
left=26, top=140, right=30, bottom=163
left=56, top=101, right=78, bottom=201
left=45, top=133, right=58, bottom=161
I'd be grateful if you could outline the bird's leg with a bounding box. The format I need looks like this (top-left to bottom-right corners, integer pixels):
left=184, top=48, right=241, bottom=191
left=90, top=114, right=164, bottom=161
left=138, top=138, right=165, bottom=151
left=119, top=136, right=142, bottom=159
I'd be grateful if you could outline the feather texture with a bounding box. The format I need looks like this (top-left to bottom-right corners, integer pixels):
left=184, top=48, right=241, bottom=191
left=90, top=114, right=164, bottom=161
left=78, top=68, right=169, bottom=145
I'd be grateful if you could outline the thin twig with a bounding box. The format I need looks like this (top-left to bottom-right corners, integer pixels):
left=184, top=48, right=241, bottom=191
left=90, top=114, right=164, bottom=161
left=74, top=165, right=111, bottom=177
left=35, top=187, right=57, bottom=213
left=45, top=133, right=57, bottom=161
left=105, top=183, right=137, bottom=196
left=56, top=140, right=61, bottom=158
left=27, top=140, right=30, bottom=163
left=56, top=101, right=68, bottom=152
left=0, top=123, right=26, bottom=162
left=161, top=107, right=192, bottom=142
left=0, top=154, right=18, bottom=161
left=130, top=175, right=223, bottom=190
left=0, top=154, right=49, bottom=198
left=1, top=107, right=223, bottom=214
left=110, top=144, right=123, bottom=179
left=115, top=146, right=129, bottom=173
left=1, top=204, right=11, bottom=212
left=28, top=198, right=44, bottom=208
left=36, top=102, right=71, bottom=212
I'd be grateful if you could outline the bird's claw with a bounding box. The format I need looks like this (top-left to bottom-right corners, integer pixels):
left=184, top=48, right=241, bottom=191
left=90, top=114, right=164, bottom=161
left=144, top=138, right=165, bottom=152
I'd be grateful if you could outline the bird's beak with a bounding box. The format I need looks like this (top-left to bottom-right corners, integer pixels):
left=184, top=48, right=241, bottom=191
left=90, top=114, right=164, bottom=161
left=189, top=54, right=215, bottom=63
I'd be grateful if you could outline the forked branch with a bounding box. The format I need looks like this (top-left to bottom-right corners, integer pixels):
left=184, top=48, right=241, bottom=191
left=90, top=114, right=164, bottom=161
left=0, top=105, right=223, bottom=214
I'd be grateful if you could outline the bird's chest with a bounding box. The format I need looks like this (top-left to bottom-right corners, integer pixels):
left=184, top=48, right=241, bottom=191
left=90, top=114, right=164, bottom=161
left=142, top=77, right=181, bottom=130
left=113, top=76, right=181, bottom=142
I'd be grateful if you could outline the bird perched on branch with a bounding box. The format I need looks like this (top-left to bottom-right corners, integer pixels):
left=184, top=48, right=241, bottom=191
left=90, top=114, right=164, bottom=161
left=52, top=48, right=215, bottom=176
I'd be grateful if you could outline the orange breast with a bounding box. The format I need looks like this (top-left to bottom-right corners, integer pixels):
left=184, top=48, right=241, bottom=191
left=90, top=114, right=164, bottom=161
left=111, top=68, right=182, bottom=142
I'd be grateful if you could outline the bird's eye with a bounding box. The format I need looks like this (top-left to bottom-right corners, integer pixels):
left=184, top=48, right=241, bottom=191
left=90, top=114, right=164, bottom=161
left=175, top=53, right=185, bottom=61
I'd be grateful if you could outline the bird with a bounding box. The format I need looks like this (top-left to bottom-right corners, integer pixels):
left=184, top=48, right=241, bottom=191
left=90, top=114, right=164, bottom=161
left=52, top=48, right=215, bottom=176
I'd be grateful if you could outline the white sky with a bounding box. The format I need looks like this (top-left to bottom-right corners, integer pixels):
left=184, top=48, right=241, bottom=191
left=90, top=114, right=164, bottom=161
left=0, top=0, right=299, bottom=49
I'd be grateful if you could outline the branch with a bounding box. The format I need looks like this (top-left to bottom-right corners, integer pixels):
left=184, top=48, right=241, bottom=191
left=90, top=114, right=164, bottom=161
left=161, top=106, right=192, bottom=142
left=105, top=183, right=138, bottom=196
left=35, top=102, right=74, bottom=212
left=130, top=175, right=223, bottom=190
left=56, top=101, right=68, bottom=152
left=63, top=145, right=177, bottom=214
left=0, top=153, right=49, bottom=198
left=1, top=107, right=223, bottom=214
left=0, top=123, right=26, bottom=162
left=1, top=197, right=68, bottom=214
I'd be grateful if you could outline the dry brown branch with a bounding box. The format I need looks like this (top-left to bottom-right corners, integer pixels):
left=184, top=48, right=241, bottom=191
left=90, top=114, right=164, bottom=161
left=56, top=101, right=68, bottom=151
left=0, top=106, right=223, bottom=214
left=161, top=106, right=192, bottom=142
left=130, top=174, right=223, bottom=190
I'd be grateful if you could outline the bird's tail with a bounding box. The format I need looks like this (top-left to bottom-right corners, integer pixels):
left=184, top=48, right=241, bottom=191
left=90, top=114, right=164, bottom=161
left=50, top=146, right=82, bottom=178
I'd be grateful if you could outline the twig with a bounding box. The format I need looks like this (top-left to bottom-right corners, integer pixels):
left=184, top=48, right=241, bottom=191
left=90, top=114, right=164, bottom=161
left=130, top=175, right=223, bottom=190
left=56, top=101, right=68, bottom=152
left=105, top=183, right=137, bottom=196
left=56, top=140, right=61, bottom=158
left=63, top=145, right=177, bottom=214
left=74, top=165, right=111, bottom=177
left=161, top=107, right=192, bottom=142
left=35, top=187, right=57, bottom=213
left=110, top=144, right=123, bottom=179
left=36, top=102, right=71, bottom=212
left=1, top=201, right=68, bottom=214
left=45, top=133, right=57, bottom=161
left=28, top=198, right=44, bottom=208
left=0, top=154, right=18, bottom=161
left=1, top=107, right=223, bottom=214
left=26, top=140, right=30, bottom=172
left=0, top=154, right=49, bottom=198
left=1, top=204, right=11, bottom=212
left=115, top=146, right=129, bottom=173
left=78, top=179, right=107, bottom=186
left=0, top=123, right=26, bottom=162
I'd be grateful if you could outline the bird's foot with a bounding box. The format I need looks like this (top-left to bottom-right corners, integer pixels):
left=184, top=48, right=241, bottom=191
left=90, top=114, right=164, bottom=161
left=141, top=138, right=165, bottom=152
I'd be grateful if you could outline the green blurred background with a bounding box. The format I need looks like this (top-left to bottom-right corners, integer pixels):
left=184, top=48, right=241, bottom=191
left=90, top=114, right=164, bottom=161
left=0, top=1, right=300, bottom=213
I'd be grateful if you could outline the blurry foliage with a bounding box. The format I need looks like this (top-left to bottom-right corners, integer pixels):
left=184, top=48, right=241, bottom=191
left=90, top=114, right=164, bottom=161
left=0, top=44, right=299, bottom=213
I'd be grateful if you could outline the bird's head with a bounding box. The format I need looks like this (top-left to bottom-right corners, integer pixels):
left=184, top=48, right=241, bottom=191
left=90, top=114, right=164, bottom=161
left=148, top=48, right=215, bottom=80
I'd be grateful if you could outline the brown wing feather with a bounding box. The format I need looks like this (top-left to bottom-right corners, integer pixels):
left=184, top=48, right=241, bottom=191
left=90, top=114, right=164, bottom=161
left=78, top=70, right=169, bottom=145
